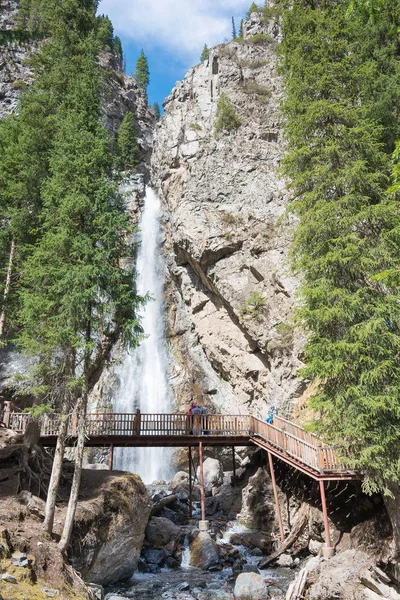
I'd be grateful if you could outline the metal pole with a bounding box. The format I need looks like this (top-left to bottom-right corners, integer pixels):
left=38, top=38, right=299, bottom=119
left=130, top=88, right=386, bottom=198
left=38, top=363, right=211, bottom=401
left=109, top=444, right=114, bottom=471
left=199, top=442, right=206, bottom=522
left=189, top=446, right=193, bottom=518
left=267, top=451, right=285, bottom=542
left=232, top=446, right=236, bottom=479
left=319, top=480, right=332, bottom=548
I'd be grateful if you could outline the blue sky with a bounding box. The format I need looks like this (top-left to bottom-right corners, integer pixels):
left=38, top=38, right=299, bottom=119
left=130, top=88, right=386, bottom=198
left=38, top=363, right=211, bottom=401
left=99, top=0, right=253, bottom=109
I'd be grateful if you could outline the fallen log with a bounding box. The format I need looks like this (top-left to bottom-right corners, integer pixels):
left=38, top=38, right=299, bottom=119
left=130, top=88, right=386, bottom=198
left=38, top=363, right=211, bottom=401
left=286, top=567, right=308, bottom=600
left=149, top=494, right=178, bottom=517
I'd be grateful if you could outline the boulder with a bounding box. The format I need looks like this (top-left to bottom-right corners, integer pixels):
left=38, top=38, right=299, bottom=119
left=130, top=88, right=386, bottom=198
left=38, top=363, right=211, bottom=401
left=236, top=467, right=277, bottom=531
left=145, top=517, right=183, bottom=548
left=69, top=472, right=149, bottom=586
left=196, top=458, right=223, bottom=496
left=190, top=532, right=220, bottom=570
left=234, top=573, right=269, bottom=600
left=229, top=531, right=274, bottom=554
left=17, top=490, right=46, bottom=519
left=168, top=471, right=189, bottom=490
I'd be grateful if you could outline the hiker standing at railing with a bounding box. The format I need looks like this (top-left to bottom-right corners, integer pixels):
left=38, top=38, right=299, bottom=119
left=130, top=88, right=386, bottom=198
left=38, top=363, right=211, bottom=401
left=266, top=404, right=276, bottom=425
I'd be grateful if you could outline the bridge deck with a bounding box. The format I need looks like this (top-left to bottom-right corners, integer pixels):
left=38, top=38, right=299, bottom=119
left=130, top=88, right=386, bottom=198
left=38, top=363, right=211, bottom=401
left=4, top=410, right=357, bottom=481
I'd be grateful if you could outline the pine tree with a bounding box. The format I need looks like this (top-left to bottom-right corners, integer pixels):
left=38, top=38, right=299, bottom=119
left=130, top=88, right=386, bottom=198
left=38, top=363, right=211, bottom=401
left=231, top=17, right=237, bottom=40
left=116, top=112, right=140, bottom=170
left=214, top=92, right=241, bottom=134
left=200, top=44, right=209, bottom=62
left=114, top=35, right=123, bottom=70
left=153, top=102, right=161, bottom=121
left=247, top=2, right=258, bottom=17
left=96, top=14, right=114, bottom=49
left=239, top=19, right=244, bottom=39
left=279, top=0, right=400, bottom=500
left=134, top=49, right=150, bottom=90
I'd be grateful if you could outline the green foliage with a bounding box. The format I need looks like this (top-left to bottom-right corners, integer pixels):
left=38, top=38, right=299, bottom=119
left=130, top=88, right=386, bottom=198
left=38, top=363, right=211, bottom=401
left=246, top=33, right=273, bottom=45
left=134, top=49, right=150, bottom=90
left=96, top=14, right=114, bottom=49
left=242, top=81, right=271, bottom=103
left=189, top=123, right=202, bottom=131
left=153, top=102, right=161, bottom=121
left=214, top=92, right=241, bottom=134
left=231, top=17, right=237, bottom=40
left=0, top=0, right=143, bottom=409
left=279, top=0, right=400, bottom=490
left=239, top=291, right=267, bottom=320
left=239, top=19, right=244, bottom=39
left=113, top=36, right=123, bottom=69
left=200, top=44, right=209, bottom=62
left=247, top=2, right=259, bottom=17
left=23, top=403, right=53, bottom=417
left=116, top=112, right=140, bottom=171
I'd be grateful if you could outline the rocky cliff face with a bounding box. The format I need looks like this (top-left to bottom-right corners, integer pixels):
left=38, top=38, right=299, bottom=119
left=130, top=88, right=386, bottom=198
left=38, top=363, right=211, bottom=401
left=152, top=13, right=304, bottom=417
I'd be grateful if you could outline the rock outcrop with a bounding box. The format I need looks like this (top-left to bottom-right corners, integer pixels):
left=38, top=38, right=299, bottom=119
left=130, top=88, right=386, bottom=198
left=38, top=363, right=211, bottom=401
left=152, top=12, right=304, bottom=416
left=69, top=473, right=149, bottom=586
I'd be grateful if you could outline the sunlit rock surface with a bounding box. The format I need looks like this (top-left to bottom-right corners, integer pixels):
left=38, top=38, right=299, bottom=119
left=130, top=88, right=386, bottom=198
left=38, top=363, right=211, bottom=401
left=152, top=12, right=304, bottom=417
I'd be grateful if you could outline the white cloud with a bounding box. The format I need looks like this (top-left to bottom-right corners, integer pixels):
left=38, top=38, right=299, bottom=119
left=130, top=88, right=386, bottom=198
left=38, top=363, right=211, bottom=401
left=99, top=0, right=251, bottom=62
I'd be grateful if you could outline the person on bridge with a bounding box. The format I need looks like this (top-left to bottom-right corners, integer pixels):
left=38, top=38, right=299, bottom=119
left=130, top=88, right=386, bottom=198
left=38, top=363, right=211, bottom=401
left=266, top=405, right=276, bottom=425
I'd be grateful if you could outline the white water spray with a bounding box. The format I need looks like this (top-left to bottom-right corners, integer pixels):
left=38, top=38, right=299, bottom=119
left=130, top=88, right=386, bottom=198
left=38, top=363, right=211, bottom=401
left=113, top=187, right=172, bottom=483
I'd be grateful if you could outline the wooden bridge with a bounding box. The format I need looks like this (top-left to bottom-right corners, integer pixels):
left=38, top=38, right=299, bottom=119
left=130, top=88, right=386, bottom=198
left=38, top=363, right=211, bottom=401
left=3, top=404, right=358, bottom=554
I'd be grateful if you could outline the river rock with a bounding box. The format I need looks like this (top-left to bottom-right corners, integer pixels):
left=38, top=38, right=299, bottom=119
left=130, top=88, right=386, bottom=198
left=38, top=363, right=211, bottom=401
left=276, top=553, right=293, bottom=567
left=69, top=472, right=149, bottom=586
left=169, top=471, right=189, bottom=490
left=237, top=467, right=278, bottom=531
left=306, top=549, right=400, bottom=600
left=196, top=458, right=223, bottom=496
left=234, top=572, right=269, bottom=600
left=145, top=516, right=183, bottom=548
left=229, top=531, right=274, bottom=553
left=190, top=531, right=220, bottom=570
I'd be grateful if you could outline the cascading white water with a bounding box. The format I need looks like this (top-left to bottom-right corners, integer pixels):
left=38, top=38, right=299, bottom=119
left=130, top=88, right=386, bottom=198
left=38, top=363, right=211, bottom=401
left=113, top=187, right=172, bottom=483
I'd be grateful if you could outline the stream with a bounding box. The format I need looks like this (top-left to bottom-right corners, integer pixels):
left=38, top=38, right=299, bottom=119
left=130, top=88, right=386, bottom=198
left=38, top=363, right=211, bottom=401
left=105, top=488, right=296, bottom=600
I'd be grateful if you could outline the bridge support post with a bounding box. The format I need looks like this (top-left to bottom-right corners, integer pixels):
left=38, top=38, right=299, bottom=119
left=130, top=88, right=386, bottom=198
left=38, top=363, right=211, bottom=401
left=232, top=446, right=236, bottom=481
left=319, top=480, right=335, bottom=557
left=109, top=444, right=114, bottom=471
left=198, top=441, right=209, bottom=531
left=267, top=451, right=285, bottom=543
left=189, top=446, right=193, bottom=518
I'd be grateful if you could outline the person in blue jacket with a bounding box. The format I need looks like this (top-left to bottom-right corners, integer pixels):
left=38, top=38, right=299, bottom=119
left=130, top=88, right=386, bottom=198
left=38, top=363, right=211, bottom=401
left=266, top=405, right=276, bottom=424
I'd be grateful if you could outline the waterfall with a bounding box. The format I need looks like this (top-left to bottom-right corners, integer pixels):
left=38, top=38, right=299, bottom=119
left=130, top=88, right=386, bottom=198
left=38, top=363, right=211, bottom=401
left=113, top=186, right=172, bottom=484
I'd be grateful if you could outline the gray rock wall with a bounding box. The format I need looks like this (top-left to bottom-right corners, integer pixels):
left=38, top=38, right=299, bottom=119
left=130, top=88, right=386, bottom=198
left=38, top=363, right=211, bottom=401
left=152, top=13, right=304, bottom=417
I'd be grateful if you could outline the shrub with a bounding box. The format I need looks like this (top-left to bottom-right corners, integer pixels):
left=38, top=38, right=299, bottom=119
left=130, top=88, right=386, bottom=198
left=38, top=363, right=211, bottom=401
left=246, top=33, right=274, bottom=45
left=12, top=79, right=28, bottom=90
left=189, top=123, right=202, bottom=131
left=214, top=92, right=241, bottom=134
left=239, top=291, right=267, bottom=320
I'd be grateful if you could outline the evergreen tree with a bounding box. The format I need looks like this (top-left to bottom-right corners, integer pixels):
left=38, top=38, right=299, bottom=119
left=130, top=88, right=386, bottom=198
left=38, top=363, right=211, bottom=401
left=214, top=92, right=241, bottom=134
left=114, top=35, right=123, bottom=70
left=247, top=2, right=258, bottom=16
left=96, top=14, right=114, bottom=49
left=116, top=112, right=140, bottom=170
left=153, top=102, right=161, bottom=121
left=134, top=49, right=150, bottom=90
left=200, top=44, right=209, bottom=62
left=232, top=16, right=237, bottom=40
left=279, top=0, right=400, bottom=499
left=239, top=19, right=244, bottom=39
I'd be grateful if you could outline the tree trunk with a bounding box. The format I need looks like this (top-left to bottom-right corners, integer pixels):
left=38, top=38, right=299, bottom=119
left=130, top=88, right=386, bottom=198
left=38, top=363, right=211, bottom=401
left=58, top=311, right=91, bottom=554
left=0, top=237, right=15, bottom=337
left=58, top=400, right=86, bottom=554
left=43, top=416, right=69, bottom=534
left=384, top=483, right=400, bottom=558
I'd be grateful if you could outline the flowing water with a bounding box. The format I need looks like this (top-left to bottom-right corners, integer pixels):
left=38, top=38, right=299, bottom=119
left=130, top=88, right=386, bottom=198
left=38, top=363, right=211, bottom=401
left=113, top=187, right=172, bottom=483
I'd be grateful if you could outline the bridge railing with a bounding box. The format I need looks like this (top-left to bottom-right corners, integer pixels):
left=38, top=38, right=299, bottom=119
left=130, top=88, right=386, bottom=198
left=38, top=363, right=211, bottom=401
left=250, top=416, right=343, bottom=473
